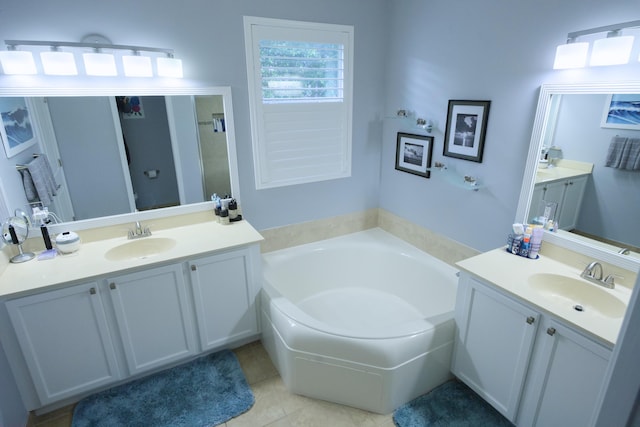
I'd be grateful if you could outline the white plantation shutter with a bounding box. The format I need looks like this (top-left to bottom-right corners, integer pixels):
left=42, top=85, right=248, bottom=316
left=244, top=17, right=353, bottom=189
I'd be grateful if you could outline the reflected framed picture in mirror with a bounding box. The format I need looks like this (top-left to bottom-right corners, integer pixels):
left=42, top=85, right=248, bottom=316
left=0, top=97, right=38, bottom=158
left=601, top=94, right=640, bottom=130
left=395, top=132, right=433, bottom=178
left=443, top=100, right=490, bottom=163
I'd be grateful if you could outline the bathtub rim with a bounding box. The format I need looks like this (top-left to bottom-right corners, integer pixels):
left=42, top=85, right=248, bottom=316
left=261, top=227, right=459, bottom=340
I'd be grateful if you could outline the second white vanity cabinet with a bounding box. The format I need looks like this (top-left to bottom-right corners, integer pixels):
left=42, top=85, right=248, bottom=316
left=189, top=248, right=258, bottom=351
left=452, top=272, right=612, bottom=426
left=516, top=317, right=611, bottom=427
left=106, top=264, right=197, bottom=376
left=5, top=282, right=121, bottom=405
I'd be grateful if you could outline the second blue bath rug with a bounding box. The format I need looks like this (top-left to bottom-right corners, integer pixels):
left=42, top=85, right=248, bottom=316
left=72, top=349, right=254, bottom=427
left=393, top=380, right=513, bottom=426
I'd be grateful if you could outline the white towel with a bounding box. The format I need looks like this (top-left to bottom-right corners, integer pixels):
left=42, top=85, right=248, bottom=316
left=605, top=136, right=640, bottom=171
left=23, top=154, right=58, bottom=206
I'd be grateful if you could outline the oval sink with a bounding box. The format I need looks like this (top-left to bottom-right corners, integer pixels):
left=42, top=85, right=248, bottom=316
left=105, top=237, right=176, bottom=261
left=528, top=273, right=626, bottom=318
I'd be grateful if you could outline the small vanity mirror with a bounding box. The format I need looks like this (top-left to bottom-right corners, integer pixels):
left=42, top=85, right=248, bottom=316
left=1, top=210, right=35, bottom=263
left=0, top=86, right=239, bottom=231
left=516, top=81, right=640, bottom=271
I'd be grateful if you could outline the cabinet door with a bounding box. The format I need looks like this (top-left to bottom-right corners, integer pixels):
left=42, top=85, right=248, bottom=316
left=6, top=282, right=120, bottom=405
left=189, top=248, right=258, bottom=351
left=557, top=175, right=587, bottom=231
left=541, top=180, right=565, bottom=219
left=520, top=319, right=611, bottom=427
left=108, top=264, right=196, bottom=375
left=528, top=184, right=545, bottom=223
left=452, top=276, right=539, bottom=422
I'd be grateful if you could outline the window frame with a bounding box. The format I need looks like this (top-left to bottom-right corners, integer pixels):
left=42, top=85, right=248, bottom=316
left=244, top=16, right=354, bottom=189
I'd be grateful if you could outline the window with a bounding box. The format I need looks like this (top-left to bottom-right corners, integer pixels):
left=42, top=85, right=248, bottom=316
left=244, top=17, right=353, bottom=189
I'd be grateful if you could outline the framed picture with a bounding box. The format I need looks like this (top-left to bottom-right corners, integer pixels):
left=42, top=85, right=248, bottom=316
left=0, top=97, right=38, bottom=158
left=601, top=94, right=640, bottom=130
left=443, top=100, right=490, bottom=163
left=116, top=96, right=145, bottom=119
left=395, top=132, right=433, bottom=178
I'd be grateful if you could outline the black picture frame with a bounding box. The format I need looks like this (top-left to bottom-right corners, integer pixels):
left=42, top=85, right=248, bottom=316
left=443, top=100, right=490, bottom=163
left=395, top=132, right=433, bottom=178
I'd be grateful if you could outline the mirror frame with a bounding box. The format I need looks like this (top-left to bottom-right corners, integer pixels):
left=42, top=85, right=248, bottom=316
left=0, top=85, right=240, bottom=234
left=516, top=81, right=640, bottom=273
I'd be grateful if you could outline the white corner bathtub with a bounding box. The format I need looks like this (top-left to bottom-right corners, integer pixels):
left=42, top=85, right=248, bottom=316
left=260, top=228, right=459, bottom=414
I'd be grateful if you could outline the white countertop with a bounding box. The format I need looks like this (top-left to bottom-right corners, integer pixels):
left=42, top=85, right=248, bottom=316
left=457, top=248, right=631, bottom=346
left=535, top=159, right=594, bottom=184
left=0, top=219, right=263, bottom=299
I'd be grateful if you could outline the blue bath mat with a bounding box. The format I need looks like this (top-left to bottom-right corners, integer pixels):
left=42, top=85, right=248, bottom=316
left=72, top=349, right=254, bottom=427
left=393, top=380, right=513, bottom=426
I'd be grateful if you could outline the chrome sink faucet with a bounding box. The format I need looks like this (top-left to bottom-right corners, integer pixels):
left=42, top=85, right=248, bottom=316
left=127, top=221, right=152, bottom=240
left=580, top=261, right=615, bottom=289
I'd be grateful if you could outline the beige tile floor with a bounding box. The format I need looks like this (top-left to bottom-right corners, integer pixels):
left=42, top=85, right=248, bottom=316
left=30, top=340, right=396, bottom=427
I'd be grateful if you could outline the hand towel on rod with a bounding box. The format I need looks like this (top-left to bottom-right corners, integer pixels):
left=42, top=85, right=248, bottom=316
left=605, top=136, right=640, bottom=171
left=24, top=154, right=58, bottom=206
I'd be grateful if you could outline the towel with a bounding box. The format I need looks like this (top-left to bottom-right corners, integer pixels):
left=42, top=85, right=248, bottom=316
left=21, top=154, right=58, bottom=206
left=605, top=136, right=640, bottom=171
left=19, top=169, right=39, bottom=203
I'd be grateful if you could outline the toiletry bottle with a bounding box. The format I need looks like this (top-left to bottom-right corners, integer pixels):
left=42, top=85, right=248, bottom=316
left=211, top=194, right=221, bottom=222
left=220, top=208, right=230, bottom=225
left=529, top=227, right=543, bottom=259
left=520, top=232, right=531, bottom=257
left=41, top=224, right=53, bottom=250
left=228, top=199, right=238, bottom=221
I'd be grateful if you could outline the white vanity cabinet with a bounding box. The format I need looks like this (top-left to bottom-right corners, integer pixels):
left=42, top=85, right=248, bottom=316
left=1, top=237, right=262, bottom=412
left=530, top=175, right=588, bottom=230
left=188, top=247, right=259, bottom=351
left=451, top=274, right=539, bottom=421
left=452, top=272, right=612, bottom=426
left=5, top=282, right=121, bottom=405
left=106, top=264, right=197, bottom=376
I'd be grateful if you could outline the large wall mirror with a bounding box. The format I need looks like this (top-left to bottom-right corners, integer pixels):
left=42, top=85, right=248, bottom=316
left=516, top=81, right=640, bottom=272
left=0, top=86, right=239, bottom=233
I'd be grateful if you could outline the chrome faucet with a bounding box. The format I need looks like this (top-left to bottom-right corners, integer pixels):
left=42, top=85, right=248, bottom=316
left=618, top=248, right=630, bottom=255
left=127, top=221, right=152, bottom=240
left=581, top=261, right=603, bottom=280
left=580, top=261, right=614, bottom=289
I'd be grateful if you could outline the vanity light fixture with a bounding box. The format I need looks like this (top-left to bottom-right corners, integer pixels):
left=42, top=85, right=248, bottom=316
left=0, top=34, right=183, bottom=78
left=0, top=48, right=37, bottom=75
left=40, top=48, right=78, bottom=76
left=589, top=30, right=634, bottom=66
left=553, top=39, right=589, bottom=69
left=83, top=50, right=117, bottom=76
left=122, top=51, right=153, bottom=77
left=553, top=20, right=640, bottom=69
left=157, top=54, right=183, bottom=78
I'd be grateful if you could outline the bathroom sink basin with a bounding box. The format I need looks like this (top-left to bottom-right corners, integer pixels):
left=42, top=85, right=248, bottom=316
left=105, top=237, right=176, bottom=261
left=528, top=273, right=626, bottom=318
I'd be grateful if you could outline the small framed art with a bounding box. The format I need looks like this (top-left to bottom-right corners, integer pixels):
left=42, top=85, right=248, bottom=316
left=395, top=132, right=434, bottom=178
left=601, top=94, right=640, bottom=130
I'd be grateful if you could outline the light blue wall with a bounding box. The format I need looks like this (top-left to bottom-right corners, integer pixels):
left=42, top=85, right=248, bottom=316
left=383, top=0, right=640, bottom=251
